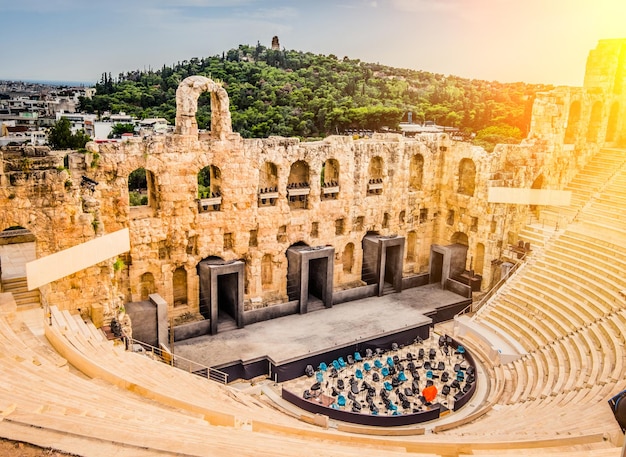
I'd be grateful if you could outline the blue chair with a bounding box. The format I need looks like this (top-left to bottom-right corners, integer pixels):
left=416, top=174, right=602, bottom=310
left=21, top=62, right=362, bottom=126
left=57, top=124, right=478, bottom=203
left=315, top=371, right=323, bottom=383
left=388, top=402, right=398, bottom=411
left=355, top=369, right=363, bottom=379
left=457, top=345, right=466, bottom=354
left=331, top=403, right=339, bottom=410
left=374, top=359, right=383, bottom=369
left=338, top=357, right=347, bottom=368
left=318, top=362, right=327, bottom=372
left=398, top=371, right=408, bottom=382
left=337, top=395, right=346, bottom=407
left=332, top=360, right=341, bottom=371
left=354, top=352, right=362, bottom=362
left=363, top=362, right=372, bottom=372
left=384, top=381, right=393, bottom=391
left=381, top=367, right=390, bottom=377
left=426, top=370, right=433, bottom=379
left=456, top=370, right=465, bottom=381
left=386, top=356, right=394, bottom=367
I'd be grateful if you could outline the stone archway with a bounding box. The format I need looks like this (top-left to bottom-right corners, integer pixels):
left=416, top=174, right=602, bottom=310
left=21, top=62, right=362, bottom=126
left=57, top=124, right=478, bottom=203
left=174, top=75, right=232, bottom=139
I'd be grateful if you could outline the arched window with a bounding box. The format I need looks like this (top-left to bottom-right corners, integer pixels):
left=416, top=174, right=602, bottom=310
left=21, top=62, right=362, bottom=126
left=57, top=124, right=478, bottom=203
left=409, top=154, right=424, bottom=191
left=140, top=272, right=156, bottom=301
left=197, top=165, right=222, bottom=212
left=564, top=101, right=581, bottom=144
left=406, top=231, right=417, bottom=262
left=606, top=102, right=620, bottom=142
left=129, top=167, right=156, bottom=207
left=261, top=254, right=273, bottom=289
left=586, top=101, right=603, bottom=143
left=458, top=158, right=476, bottom=196
left=287, top=160, right=310, bottom=209
left=321, top=158, right=340, bottom=200
left=451, top=232, right=469, bottom=246
left=342, top=243, right=354, bottom=274
left=367, top=156, right=384, bottom=195
left=173, top=267, right=187, bottom=307
left=258, top=161, right=279, bottom=207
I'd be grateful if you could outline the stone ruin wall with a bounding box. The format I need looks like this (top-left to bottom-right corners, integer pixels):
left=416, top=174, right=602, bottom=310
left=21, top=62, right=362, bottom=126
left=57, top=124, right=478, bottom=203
left=1, top=39, right=624, bottom=321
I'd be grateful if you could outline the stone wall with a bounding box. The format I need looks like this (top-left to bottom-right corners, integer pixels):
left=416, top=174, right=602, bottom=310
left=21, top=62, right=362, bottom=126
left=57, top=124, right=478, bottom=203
left=0, top=40, right=624, bottom=322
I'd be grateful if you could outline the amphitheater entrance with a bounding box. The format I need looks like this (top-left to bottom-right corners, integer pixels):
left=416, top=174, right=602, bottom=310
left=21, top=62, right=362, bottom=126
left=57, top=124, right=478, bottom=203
left=361, top=233, right=405, bottom=296
left=197, top=257, right=244, bottom=335
left=0, top=226, right=36, bottom=279
left=286, top=243, right=334, bottom=314
left=429, top=244, right=468, bottom=288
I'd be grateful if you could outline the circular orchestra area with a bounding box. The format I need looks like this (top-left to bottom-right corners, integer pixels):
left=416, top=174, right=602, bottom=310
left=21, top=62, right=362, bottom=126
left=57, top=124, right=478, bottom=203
left=281, top=334, right=477, bottom=427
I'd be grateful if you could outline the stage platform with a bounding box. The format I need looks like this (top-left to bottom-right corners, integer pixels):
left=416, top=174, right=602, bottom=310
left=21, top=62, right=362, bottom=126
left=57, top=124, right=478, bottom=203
left=173, top=284, right=469, bottom=381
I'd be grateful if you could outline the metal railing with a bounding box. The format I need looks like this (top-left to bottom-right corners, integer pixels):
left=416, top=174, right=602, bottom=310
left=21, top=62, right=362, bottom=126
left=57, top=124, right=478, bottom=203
left=121, top=333, right=229, bottom=385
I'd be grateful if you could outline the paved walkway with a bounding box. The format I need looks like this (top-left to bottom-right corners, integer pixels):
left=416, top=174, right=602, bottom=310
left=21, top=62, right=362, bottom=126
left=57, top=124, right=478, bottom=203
left=174, top=284, right=466, bottom=368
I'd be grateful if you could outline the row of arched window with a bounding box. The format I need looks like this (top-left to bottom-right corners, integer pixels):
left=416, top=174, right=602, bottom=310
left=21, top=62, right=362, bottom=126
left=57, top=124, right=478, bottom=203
left=126, top=154, right=479, bottom=210
left=564, top=100, right=620, bottom=144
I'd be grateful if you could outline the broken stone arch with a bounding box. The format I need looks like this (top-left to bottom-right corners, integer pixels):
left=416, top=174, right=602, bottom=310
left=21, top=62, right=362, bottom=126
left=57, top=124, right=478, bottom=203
left=174, top=75, right=232, bottom=139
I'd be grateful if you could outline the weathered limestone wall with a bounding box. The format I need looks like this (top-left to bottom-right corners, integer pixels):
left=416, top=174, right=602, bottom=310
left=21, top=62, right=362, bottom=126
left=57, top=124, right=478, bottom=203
left=1, top=40, right=624, bottom=322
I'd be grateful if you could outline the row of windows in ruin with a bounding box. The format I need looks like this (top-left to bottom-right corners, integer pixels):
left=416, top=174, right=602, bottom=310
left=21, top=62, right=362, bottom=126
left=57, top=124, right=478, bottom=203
left=128, top=156, right=479, bottom=210
left=564, top=100, right=621, bottom=144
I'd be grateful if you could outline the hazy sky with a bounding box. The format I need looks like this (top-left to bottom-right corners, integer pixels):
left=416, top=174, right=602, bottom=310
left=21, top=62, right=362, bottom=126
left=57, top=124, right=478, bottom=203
left=1, top=0, right=625, bottom=86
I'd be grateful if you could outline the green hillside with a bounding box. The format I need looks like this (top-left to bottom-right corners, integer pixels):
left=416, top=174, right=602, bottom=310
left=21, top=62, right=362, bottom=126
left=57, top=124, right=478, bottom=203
left=79, top=43, right=552, bottom=147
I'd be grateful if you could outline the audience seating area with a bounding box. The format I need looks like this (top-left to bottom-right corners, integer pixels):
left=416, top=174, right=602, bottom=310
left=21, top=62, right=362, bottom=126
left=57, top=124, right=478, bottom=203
left=455, top=148, right=626, bottom=448
left=0, top=148, right=625, bottom=456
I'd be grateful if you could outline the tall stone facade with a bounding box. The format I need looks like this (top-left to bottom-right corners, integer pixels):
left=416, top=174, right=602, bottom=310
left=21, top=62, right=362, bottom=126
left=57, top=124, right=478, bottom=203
left=0, top=40, right=624, bottom=323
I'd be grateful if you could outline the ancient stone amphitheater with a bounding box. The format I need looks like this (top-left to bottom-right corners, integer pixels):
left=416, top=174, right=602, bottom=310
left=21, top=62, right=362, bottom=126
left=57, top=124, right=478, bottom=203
left=0, top=39, right=625, bottom=456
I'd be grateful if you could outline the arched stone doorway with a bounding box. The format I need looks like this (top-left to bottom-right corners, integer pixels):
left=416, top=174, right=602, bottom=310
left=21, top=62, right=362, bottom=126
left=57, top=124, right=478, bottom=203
left=451, top=231, right=469, bottom=246
left=564, top=101, right=581, bottom=144
left=172, top=267, right=188, bottom=307
left=139, top=272, right=156, bottom=301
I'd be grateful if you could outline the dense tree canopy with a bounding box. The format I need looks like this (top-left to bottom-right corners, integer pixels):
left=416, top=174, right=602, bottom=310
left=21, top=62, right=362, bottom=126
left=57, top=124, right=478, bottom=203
left=79, top=43, right=552, bottom=146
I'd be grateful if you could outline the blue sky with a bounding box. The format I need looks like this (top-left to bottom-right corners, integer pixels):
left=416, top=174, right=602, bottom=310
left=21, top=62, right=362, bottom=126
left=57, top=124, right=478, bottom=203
left=1, top=0, right=625, bottom=86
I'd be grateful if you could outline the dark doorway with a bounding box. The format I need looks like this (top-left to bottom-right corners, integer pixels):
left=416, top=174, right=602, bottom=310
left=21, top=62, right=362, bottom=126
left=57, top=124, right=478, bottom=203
left=217, top=272, right=238, bottom=329
left=430, top=251, right=444, bottom=285
left=361, top=234, right=405, bottom=296
left=308, top=257, right=328, bottom=310
left=197, top=258, right=244, bottom=335
left=383, top=245, right=402, bottom=293
left=429, top=244, right=468, bottom=288
left=286, top=244, right=334, bottom=313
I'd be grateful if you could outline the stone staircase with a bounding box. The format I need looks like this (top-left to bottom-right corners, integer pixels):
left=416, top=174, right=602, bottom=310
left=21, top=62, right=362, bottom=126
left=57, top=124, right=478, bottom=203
left=1, top=277, right=40, bottom=310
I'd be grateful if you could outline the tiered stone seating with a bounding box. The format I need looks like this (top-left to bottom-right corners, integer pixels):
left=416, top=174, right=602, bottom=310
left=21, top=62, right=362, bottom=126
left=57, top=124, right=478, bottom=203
left=5, top=148, right=626, bottom=456
left=538, top=148, right=626, bottom=227
left=443, top=149, right=626, bottom=452
left=0, top=310, right=440, bottom=457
